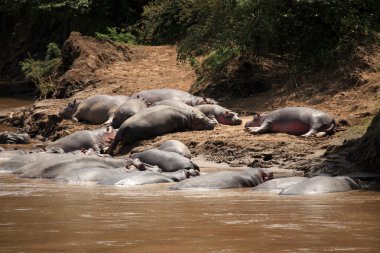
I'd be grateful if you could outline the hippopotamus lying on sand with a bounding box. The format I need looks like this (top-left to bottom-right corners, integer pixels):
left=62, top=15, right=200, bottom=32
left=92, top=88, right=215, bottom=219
left=245, top=107, right=336, bottom=137
left=111, top=98, right=148, bottom=128
left=158, top=140, right=192, bottom=159
left=108, top=105, right=216, bottom=155
left=46, top=127, right=116, bottom=153
left=195, top=104, right=242, bottom=125
left=59, top=95, right=130, bottom=124
left=130, top=88, right=217, bottom=106
left=252, top=176, right=359, bottom=195
left=170, top=168, right=273, bottom=190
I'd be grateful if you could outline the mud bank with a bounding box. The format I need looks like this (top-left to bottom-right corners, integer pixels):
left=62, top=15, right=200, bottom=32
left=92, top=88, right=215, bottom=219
left=2, top=33, right=380, bottom=176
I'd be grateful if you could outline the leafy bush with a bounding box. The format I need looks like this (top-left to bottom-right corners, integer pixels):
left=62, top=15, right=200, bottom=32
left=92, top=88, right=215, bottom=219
left=95, top=27, right=137, bottom=44
left=20, top=43, right=61, bottom=98
left=140, top=0, right=380, bottom=74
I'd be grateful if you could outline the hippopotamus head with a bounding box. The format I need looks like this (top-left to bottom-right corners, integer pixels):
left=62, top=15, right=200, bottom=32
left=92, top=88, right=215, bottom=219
left=219, top=111, right=242, bottom=125
left=190, top=111, right=217, bottom=130
left=102, top=126, right=117, bottom=144
left=59, top=100, right=78, bottom=119
left=244, top=113, right=266, bottom=128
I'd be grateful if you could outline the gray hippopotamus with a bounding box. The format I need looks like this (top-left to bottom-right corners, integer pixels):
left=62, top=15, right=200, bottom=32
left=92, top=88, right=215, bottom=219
left=111, top=98, right=148, bottom=128
left=279, top=176, right=360, bottom=195
left=150, top=99, right=194, bottom=112
left=108, top=105, right=216, bottom=155
left=245, top=107, right=336, bottom=137
left=252, top=176, right=359, bottom=195
left=130, top=88, right=217, bottom=106
left=130, top=149, right=199, bottom=172
left=46, top=127, right=116, bottom=153
left=157, top=140, right=192, bottom=159
left=170, top=168, right=273, bottom=190
left=14, top=154, right=126, bottom=179
left=0, top=132, right=31, bottom=144
left=59, top=95, right=130, bottom=124
left=195, top=104, right=242, bottom=125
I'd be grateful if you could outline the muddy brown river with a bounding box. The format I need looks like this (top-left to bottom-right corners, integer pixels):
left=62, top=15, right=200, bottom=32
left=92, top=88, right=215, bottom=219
left=1, top=173, right=380, bottom=253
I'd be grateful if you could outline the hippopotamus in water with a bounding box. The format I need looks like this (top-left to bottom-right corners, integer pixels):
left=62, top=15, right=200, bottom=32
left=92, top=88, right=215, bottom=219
left=59, top=95, right=130, bottom=124
left=130, top=149, right=199, bottom=172
left=46, top=127, right=116, bottom=153
left=0, top=132, right=31, bottom=144
left=108, top=105, right=216, bottom=155
left=14, top=154, right=126, bottom=179
left=170, top=168, right=273, bottom=190
left=54, top=167, right=129, bottom=184
left=245, top=107, right=336, bottom=137
left=157, top=140, right=192, bottom=159
left=279, top=176, right=360, bottom=195
left=252, top=176, right=359, bottom=195
left=111, top=98, right=148, bottom=128
left=195, top=105, right=242, bottom=125
left=252, top=177, right=308, bottom=193
left=130, top=88, right=217, bottom=106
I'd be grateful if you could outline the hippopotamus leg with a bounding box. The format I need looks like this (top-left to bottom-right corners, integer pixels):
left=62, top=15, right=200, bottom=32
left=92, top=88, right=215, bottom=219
left=245, top=121, right=271, bottom=134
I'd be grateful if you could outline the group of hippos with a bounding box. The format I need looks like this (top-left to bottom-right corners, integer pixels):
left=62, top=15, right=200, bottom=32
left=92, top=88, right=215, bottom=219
left=0, top=88, right=360, bottom=195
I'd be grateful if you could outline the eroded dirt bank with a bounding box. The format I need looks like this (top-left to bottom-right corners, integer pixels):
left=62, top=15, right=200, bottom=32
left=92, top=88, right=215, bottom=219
left=1, top=34, right=379, bottom=176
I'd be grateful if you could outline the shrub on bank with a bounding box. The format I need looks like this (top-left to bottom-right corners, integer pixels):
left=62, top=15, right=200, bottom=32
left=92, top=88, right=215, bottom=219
left=20, top=42, right=61, bottom=99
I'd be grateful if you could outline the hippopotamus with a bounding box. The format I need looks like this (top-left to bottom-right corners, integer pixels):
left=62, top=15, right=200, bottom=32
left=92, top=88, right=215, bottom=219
left=195, top=105, right=242, bottom=125
left=170, top=168, right=273, bottom=190
left=0, top=152, right=61, bottom=172
left=54, top=167, right=129, bottom=184
left=130, top=88, right=217, bottom=106
left=111, top=98, right=148, bottom=128
left=252, top=177, right=308, bottom=193
left=59, top=95, right=130, bottom=124
left=108, top=105, right=216, bottom=155
left=157, top=140, right=192, bottom=159
left=245, top=107, right=336, bottom=137
left=46, top=127, right=116, bottom=153
left=150, top=99, right=194, bottom=112
left=130, top=149, right=199, bottom=172
left=0, top=132, right=31, bottom=144
left=14, top=154, right=126, bottom=179
left=279, top=176, right=360, bottom=195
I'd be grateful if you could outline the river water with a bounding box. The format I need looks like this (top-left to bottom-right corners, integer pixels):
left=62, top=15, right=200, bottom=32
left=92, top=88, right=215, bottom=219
left=1, top=173, right=380, bottom=253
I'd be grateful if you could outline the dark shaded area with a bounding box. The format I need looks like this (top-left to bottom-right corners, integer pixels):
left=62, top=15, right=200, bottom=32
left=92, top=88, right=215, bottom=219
left=349, top=110, right=380, bottom=173
left=0, top=0, right=150, bottom=80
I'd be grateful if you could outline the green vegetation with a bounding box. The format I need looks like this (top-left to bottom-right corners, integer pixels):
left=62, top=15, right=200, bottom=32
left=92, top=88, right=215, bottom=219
left=95, top=27, right=137, bottom=44
left=20, top=43, right=61, bottom=99
left=141, top=0, right=380, bottom=75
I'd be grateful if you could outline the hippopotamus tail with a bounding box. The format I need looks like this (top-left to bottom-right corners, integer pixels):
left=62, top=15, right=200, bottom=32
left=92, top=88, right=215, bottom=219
left=190, top=161, right=200, bottom=171
left=326, top=119, right=336, bottom=135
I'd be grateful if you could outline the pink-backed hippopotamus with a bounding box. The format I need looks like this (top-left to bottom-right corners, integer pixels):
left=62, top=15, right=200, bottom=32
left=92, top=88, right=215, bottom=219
left=111, top=98, right=148, bottom=128
left=108, top=105, right=216, bottom=155
left=130, top=88, right=217, bottom=106
left=170, top=168, right=273, bottom=190
left=46, top=127, right=116, bottom=153
left=252, top=176, right=360, bottom=195
left=59, top=95, right=130, bottom=124
left=195, top=104, right=242, bottom=125
left=245, top=107, right=336, bottom=137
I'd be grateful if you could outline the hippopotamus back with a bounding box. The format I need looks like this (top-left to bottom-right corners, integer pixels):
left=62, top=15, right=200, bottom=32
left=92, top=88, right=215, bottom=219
left=170, top=168, right=271, bottom=190
left=130, top=88, right=217, bottom=106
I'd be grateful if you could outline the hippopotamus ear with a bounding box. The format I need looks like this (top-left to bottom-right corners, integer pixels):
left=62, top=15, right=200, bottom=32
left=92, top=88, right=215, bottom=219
left=253, top=113, right=261, bottom=120
left=224, top=111, right=233, bottom=118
